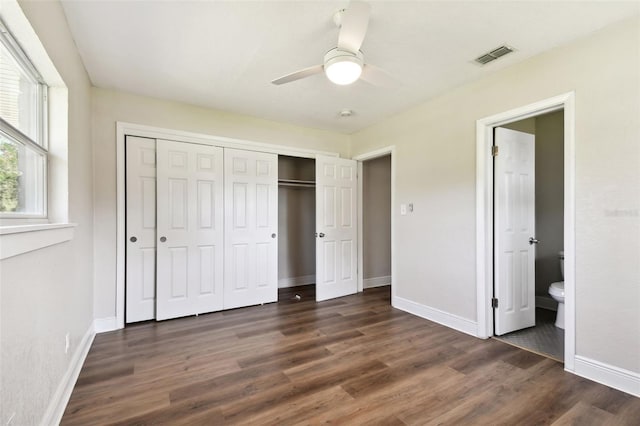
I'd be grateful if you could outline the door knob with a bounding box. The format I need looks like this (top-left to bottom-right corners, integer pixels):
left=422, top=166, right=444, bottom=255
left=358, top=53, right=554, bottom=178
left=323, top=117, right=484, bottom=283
left=319, top=232, right=325, bottom=238
left=160, top=236, right=167, bottom=243
left=129, top=236, right=137, bottom=243
left=529, top=237, right=540, bottom=245
left=271, top=233, right=276, bottom=238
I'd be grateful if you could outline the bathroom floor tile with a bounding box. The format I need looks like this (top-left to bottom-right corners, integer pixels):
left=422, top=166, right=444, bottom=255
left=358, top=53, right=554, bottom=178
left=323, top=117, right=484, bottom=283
left=493, top=308, right=564, bottom=362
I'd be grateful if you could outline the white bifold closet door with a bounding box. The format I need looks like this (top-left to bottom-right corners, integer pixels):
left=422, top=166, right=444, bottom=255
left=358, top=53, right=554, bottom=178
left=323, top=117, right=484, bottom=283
left=494, top=127, right=536, bottom=335
left=223, top=148, right=278, bottom=309
left=315, top=155, right=358, bottom=302
left=156, top=139, right=224, bottom=321
left=125, top=136, right=157, bottom=323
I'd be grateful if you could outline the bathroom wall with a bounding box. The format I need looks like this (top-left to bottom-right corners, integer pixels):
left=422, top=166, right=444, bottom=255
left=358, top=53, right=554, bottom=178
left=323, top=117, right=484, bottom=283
left=277, top=156, right=316, bottom=287
left=502, top=111, right=565, bottom=299
left=363, top=155, right=392, bottom=285
left=502, top=117, right=536, bottom=134
left=534, top=111, right=565, bottom=298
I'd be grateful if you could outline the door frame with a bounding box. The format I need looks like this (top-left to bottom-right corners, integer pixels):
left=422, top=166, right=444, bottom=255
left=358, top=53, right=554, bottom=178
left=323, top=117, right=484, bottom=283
left=475, top=92, right=576, bottom=370
left=115, top=121, right=339, bottom=330
left=353, top=146, right=396, bottom=298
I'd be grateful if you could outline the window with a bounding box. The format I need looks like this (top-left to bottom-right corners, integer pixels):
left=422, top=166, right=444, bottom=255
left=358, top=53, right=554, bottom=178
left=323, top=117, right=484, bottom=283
left=0, top=19, right=47, bottom=218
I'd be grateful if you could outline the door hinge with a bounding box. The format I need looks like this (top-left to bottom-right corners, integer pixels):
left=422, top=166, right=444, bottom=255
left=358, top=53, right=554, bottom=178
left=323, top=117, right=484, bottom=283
left=491, top=297, right=499, bottom=308
left=491, top=145, right=499, bottom=156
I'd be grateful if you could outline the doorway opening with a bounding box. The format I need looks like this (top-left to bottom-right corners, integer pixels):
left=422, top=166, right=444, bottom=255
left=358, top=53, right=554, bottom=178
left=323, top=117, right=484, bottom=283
left=277, top=155, right=316, bottom=301
left=362, top=155, right=392, bottom=294
left=355, top=146, right=395, bottom=304
left=492, top=110, right=565, bottom=362
left=475, top=92, right=576, bottom=370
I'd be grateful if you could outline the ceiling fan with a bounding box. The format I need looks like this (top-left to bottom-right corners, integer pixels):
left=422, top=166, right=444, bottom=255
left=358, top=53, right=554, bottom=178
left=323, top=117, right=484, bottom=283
left=271, top=1, right=395, bottom=87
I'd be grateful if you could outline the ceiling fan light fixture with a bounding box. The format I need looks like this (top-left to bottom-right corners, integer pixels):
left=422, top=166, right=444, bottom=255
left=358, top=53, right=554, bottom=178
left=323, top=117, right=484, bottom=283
left=324, top=48, right=363, bottom=85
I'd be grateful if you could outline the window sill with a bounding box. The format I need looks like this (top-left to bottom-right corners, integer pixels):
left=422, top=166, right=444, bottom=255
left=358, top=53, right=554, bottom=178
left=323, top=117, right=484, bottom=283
left=0, top=223, right=76, bottom=260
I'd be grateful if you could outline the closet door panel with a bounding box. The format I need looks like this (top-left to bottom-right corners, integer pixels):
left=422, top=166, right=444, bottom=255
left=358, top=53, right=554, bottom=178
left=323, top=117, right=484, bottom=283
left=316, top=155, right=358, bottom=302
left=156, top=139, right=224, bottom=320
left=125, top=136, right=157, bottom=323
left=224, top=148, right=278, bottom=309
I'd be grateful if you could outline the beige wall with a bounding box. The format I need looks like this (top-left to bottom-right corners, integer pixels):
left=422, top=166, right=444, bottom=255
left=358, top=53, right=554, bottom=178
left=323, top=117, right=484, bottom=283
left=363, top=155, right=392, bottom=280
left=278, top=156, right=316, bottom=284
left=534, top=111, right=565, bottom=296
left=92, top=88, right=349, bottom=319
left=351, top=18, right=640, bottom=372
left=1, top=1, right=94, bottom=424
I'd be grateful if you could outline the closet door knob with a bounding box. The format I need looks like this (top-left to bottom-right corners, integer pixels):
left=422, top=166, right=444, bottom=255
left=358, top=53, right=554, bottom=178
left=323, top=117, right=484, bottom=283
left=271, top=233, right=276, bottom=238
left=160, top=236, right=167, bottom=243
left=129, top=236, right=137, bottom=243
left=319, top=233, right=325, bottom=238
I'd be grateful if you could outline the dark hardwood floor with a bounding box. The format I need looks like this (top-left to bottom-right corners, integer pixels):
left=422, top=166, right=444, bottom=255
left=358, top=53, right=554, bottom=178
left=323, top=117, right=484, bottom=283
left=62, top=286, right=640, bottom=425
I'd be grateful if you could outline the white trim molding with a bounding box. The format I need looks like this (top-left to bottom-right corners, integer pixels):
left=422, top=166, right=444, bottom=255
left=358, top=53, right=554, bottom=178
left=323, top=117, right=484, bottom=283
left=40, top=322, right=95, bottom=426
left=0, top=223, right=76, bottom=260
left=475, top=92, right=576, bottom=370
left=115, top=121, right=341, bottom=329
left=363, top=275, right=391, bottom=289
left=278, top=275, right=316, bottom=288
left=94, top=317, right=118, bottom=334
left=393, top=296, right=478, bottom=337
left=573, top=356, right=640, bottom=397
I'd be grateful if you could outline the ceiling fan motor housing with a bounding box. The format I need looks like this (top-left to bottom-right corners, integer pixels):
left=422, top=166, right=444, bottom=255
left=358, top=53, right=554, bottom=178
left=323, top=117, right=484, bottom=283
left=324, top=48, right=364, bottom=85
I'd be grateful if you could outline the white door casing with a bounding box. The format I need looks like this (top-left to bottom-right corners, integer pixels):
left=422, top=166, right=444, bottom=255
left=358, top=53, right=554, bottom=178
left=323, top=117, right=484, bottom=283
left=494, top=127, right=536, bottom=335
left=125, top=136, right=157, bottom=323
left=315, top=155, right=358, bottom=302
left=223, top=148, right=278, bottom=309
left=156, top=139, right=224, bottom=321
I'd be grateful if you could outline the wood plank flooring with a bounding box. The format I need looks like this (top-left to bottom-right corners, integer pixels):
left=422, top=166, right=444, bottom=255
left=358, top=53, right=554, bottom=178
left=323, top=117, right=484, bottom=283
left=62, top=286, right=640, bottom=425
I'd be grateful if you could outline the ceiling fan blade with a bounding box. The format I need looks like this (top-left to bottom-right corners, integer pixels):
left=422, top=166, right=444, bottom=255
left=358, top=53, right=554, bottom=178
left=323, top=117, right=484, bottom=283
left=337, top=1, right=371, bottom=53
left=271, top=65, right=324, bottom=85
left=360, top=64, right=398, bottom=88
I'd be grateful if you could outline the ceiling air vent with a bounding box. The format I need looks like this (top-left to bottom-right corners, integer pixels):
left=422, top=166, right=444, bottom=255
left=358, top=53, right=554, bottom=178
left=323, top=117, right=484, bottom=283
left=474, top=45, right=514, bottom=65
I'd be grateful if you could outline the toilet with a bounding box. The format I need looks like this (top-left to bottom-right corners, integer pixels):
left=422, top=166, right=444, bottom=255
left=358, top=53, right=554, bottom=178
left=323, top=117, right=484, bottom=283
left=548, top=251, right=565, bottom=329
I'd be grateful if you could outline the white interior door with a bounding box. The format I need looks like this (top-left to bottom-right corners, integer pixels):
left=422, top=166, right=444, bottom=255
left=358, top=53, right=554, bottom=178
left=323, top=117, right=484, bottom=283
left=125, top=136, right=157, bottom=323
left=156, top=139, right=224, bottom=321
left=315, top=155, right=358, bottom=302
left=494, top=127, right=536, bottom=335
left=223, top=148, right=278, bottom=309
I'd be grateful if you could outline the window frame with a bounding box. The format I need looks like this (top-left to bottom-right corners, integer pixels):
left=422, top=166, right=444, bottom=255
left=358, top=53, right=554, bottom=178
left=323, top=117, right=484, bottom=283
left=0, top=18, right=49, bottom=220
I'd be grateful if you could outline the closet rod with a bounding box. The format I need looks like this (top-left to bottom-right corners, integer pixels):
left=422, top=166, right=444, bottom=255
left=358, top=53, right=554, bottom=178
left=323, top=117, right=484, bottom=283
left=278, top=182, right=315, bottom=188
left=278, top=178, right=315, bottom=188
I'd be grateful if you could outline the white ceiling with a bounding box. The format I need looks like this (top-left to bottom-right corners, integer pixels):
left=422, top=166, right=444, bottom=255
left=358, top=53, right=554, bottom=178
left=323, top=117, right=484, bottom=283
left=60, top=1, right=639, bottom=134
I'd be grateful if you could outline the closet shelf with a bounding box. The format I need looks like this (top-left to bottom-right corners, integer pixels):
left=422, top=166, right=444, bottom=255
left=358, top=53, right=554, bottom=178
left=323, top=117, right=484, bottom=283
left=278, top=179, right=315, bottom=188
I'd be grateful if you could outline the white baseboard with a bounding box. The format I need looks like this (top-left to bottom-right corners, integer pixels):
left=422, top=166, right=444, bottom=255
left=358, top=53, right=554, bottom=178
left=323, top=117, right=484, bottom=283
left=40, top=322, right=95, bottom=426
left=572, top=356, right=640, bottom=397
left=94, top=316, right=118, bottom=333
left=536, top=295, right=558, bottom=311
left=392, top=296, right=478, bottom=337
left=363, top=275, right=391, bottom=289
left=278, top=275, right=315, bottom=288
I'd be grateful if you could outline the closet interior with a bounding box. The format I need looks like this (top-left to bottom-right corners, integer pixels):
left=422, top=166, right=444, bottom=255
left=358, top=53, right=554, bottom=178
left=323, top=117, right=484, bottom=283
left=277, top=155, right=316, bottom=292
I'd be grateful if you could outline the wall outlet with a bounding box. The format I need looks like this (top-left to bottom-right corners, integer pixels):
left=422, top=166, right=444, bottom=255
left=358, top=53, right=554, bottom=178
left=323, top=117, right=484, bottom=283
left=65, top=333, right=70, bottom=354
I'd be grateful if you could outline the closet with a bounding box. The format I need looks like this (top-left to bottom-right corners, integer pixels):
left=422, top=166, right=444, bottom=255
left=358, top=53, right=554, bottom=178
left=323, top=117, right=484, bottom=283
left=277, top=156, right=316, bottom=290
left=125, top=135, right=357, bottom=323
